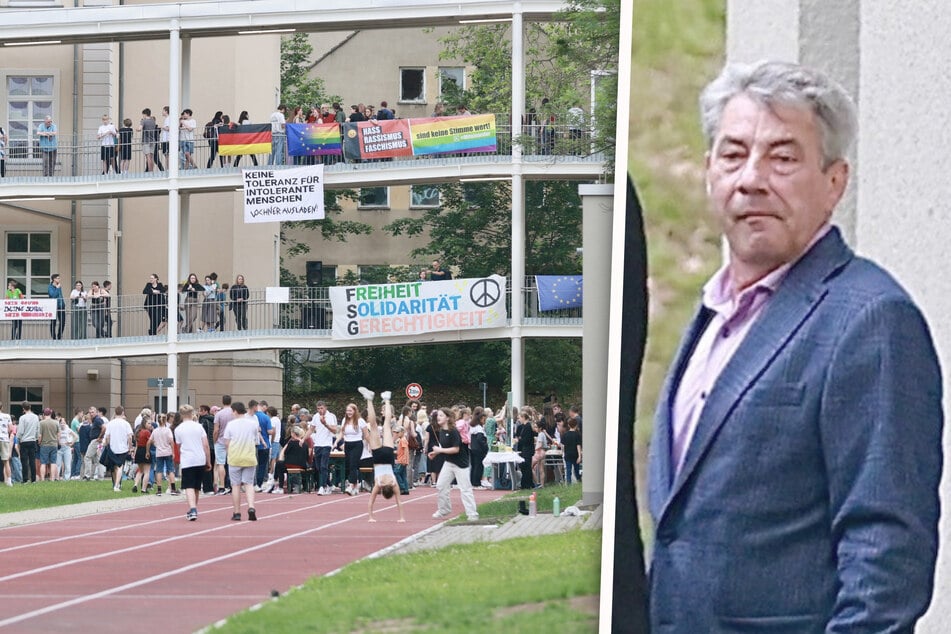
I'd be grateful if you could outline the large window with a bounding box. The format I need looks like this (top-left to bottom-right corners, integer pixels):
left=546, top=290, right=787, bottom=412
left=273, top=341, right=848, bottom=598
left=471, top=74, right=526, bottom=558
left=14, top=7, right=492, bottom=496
left=8, top=385, right=44, bottom=420
left=6, top=75, right=54, bottom=160
left=358, top=187, right=389, bottom=209
left=6, top=232, right=52, bottom=296
left=410, top=184, right=440, bottom=208
left=399, top=68, right=425, bottom=103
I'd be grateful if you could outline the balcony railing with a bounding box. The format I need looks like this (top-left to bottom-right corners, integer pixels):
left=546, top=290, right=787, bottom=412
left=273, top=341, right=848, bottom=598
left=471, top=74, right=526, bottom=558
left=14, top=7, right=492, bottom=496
left=0, top=277, right=581, bottom=345
left=2, top=117, right=599, bottom=180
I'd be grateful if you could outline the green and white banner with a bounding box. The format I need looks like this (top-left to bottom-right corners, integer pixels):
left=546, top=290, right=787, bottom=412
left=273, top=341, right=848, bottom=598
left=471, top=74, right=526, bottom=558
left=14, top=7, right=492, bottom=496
left=330, top=276, right=507, bottom=340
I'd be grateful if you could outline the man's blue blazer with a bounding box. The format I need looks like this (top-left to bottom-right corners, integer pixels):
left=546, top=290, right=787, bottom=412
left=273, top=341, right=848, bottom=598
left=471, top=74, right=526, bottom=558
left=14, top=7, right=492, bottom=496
left=648, top=227, right=943, bottom=633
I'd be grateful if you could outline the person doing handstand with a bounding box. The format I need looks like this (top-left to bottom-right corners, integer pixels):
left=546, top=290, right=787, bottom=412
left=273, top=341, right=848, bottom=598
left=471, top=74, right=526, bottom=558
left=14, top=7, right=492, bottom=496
left=358, top=387, right=405, bottom=523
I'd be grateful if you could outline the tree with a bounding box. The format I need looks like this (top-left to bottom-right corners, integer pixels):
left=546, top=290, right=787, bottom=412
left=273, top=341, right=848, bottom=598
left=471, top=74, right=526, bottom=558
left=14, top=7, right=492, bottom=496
left=438, top=0, right=619, bottom=162
left=280, top=33, right=336, bottom=109
left=383, top=180, right=582, bottom=277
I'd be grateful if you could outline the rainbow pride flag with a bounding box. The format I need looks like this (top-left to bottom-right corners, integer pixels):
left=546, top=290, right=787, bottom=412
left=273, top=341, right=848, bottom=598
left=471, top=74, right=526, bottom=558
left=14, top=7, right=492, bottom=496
left=409, top=114, right=497, bottom=156
left=287, top=123, right=343, bottom=156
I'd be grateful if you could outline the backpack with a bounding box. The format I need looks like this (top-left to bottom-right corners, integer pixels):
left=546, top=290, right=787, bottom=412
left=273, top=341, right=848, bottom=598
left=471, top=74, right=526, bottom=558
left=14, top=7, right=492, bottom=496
left=203, top=122, right=215, bottom=139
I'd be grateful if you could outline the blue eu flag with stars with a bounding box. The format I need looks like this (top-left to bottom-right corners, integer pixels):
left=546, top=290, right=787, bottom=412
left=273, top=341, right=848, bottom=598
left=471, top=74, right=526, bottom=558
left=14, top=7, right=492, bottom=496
left=535, top=275, right=583, bottom=311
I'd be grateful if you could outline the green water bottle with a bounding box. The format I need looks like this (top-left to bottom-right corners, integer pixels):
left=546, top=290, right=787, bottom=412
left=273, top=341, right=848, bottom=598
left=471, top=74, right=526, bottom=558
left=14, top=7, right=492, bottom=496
left=553, top=496, right=560, bottom=517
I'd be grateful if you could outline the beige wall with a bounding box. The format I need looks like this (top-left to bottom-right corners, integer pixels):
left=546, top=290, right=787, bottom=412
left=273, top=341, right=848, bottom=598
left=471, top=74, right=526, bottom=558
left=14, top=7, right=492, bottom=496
left=0, top=6, right=285, bottom=414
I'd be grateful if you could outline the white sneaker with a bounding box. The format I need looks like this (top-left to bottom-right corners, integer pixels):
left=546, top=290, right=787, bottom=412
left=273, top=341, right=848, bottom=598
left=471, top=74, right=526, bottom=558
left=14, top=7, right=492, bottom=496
left=270, top=487, right=284, bottom=495
left=4, top=480, right=11, bottom=487
left=113, top=485, right=121, bottom=492
left=357, top=386, right=374, bottom=400
left=380, top=390, right=392, bottom=402
left=254, top=485, right=262, bottom=492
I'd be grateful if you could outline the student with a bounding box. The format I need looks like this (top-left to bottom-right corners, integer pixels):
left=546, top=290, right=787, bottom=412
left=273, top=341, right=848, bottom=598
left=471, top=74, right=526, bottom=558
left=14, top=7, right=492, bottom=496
left=359, top=388, right=405, bottom=523
left=428, top=406, right=479, bottom=521
left=175, top=404, right=211, bottom=521
left=222, top=401, right=263, bottom=521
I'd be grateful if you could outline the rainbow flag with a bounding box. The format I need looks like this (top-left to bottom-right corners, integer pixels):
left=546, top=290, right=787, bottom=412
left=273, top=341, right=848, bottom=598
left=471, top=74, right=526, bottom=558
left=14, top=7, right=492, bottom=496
left=409, top=114, right=497, bottom=155
left=287, top=123, right=343, bottom=156
left=218, top=124, right=271, bottom=156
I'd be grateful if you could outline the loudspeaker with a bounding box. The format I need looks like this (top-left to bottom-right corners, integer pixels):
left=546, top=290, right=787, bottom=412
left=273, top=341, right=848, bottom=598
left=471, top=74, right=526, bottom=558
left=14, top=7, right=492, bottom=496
left=305, top=261, right=323, bottom=287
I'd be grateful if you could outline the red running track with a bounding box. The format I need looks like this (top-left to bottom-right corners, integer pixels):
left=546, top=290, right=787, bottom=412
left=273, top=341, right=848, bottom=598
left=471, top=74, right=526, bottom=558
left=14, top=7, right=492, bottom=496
left=0, top=487, right=506, bottom=632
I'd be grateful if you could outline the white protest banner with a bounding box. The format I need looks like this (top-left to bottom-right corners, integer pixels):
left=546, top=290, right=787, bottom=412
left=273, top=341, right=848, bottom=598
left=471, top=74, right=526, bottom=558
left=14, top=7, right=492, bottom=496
left=1, top=298, right=57, bottom=320
left=330, top=275, right=507, bottom=340
left=242, top=165, right=324, bottom=224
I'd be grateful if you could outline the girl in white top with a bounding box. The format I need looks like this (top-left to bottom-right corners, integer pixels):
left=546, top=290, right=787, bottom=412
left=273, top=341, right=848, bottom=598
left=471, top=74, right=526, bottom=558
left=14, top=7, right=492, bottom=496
left=361, top=388, right=405, bottom=522
left=338, top=401, right=367, bottom=496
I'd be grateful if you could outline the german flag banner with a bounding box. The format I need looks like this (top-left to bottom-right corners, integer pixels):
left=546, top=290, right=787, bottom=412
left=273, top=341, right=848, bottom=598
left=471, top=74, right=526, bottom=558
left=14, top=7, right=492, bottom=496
left=218, top=124, right=271, bottom=156
left=287, top=123, right=342, bottom=156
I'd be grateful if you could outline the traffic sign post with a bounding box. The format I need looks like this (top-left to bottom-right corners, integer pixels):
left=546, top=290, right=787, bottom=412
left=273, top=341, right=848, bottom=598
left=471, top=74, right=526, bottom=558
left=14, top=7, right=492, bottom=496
left=405, top=383, right=423, bottom=400
left=147, top=377, right=174, bottom=414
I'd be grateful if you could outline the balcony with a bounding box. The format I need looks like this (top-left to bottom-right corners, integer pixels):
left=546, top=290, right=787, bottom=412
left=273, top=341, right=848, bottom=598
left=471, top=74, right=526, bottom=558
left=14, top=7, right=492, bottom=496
left=0, top=277, right=581, bottom=360
left=0, top=119, right=605, bottom=200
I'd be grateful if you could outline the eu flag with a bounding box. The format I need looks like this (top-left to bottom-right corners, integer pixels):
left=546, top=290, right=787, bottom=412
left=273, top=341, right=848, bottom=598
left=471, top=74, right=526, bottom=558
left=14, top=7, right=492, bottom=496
left=535, top=275, right=583, bottom=311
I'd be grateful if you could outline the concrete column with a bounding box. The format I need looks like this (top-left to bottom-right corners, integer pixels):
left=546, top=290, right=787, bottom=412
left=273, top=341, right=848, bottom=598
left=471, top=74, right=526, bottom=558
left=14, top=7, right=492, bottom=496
left=579, top=183, right=613, bottom=507
left=509, top=6, right=525, bottom=407
left=853, top=5, right=951, bottom=630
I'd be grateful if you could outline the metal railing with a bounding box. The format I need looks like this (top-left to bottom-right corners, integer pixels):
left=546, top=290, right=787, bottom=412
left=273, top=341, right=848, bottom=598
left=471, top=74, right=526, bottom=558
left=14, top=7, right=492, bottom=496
left=2, top=117, right=598, bottom=179
left=0, top=277, right=581, bottom=345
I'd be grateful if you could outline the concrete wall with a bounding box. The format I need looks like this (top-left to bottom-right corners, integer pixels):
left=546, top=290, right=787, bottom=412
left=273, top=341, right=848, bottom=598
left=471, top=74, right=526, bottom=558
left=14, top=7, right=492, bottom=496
left=727, top=1, right=951, bottom=628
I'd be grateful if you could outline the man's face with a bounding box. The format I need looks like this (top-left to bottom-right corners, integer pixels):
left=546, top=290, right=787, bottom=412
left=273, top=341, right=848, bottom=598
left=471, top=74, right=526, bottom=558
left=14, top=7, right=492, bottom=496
left=432, top=261, right=440, bottom=270
left=44, top=116, right=52, bottom=125
left=317, top=404, right=327, bottom=416
left=705, top=94, right=848, bottom=283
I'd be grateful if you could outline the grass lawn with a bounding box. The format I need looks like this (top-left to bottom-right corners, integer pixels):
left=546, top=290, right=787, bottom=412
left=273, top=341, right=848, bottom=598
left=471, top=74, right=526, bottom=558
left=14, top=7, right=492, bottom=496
left=219, top=529, right=601, bottom=633
left=0, top=479, right=141, bottom=513
left=219, top=483, right=597, bottom=632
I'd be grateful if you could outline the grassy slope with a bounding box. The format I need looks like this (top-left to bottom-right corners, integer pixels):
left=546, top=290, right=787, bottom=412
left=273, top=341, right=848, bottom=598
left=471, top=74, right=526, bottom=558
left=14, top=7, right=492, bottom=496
left=630, top=0, right=725, bottom=432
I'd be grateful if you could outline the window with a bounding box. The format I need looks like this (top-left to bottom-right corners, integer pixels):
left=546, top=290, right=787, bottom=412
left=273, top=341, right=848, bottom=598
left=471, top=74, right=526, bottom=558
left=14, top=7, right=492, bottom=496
left=8, top=385, right=44, bottom=420
left=438, top=67, right=465, bottom=97
left=357, top=265, right=396, bottom=285
left=6, top=75, right=54, bottom=160
left=321, top=265, right=337, bottom=284
left=399, top=68, right=425, bottom=103
left=410, top=185, right=440, bottom=208
left=358, top=187, right=389, bottom=209
left=6, top=232, right=52, bottom=296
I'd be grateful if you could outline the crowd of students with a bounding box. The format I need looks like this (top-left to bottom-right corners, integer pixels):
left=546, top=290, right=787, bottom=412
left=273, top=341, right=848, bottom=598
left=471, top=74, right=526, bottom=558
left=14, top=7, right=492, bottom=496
left=0, top=392, right=582, bottom=522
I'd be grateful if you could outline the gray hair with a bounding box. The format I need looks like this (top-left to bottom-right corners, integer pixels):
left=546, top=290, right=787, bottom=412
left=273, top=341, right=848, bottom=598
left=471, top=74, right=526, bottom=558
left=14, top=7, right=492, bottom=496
left=699, top=61, right=857, bottom=167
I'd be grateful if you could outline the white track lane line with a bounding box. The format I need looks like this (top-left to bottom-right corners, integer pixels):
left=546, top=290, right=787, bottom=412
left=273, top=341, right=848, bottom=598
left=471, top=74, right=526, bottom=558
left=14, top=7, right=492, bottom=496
left=0, top=491, right=438, bottom=584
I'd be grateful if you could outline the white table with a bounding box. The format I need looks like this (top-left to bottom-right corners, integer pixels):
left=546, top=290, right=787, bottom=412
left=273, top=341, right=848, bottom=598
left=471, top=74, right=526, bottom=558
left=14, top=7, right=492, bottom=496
left=483, top=451, right=524, bottom=491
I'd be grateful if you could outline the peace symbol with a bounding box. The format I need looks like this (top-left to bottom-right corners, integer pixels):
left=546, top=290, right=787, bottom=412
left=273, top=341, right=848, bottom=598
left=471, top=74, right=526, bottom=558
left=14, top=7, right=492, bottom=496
left=470, top=278, right=501, bottom=308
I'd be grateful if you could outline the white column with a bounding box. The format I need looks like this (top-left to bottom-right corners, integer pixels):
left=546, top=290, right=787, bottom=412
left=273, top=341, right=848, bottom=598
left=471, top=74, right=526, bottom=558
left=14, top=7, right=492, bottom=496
left=579, top=184, right=613, bottom=507
left=165, top=21, right=181, bottom=408
left=179, top=193, right=190, bottom=283
left=509, top=4, right=525, bottom=407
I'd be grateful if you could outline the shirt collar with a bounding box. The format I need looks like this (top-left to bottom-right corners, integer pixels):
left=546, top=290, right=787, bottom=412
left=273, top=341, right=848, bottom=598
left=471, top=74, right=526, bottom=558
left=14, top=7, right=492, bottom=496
left=702, top=222, right=832, bottom=313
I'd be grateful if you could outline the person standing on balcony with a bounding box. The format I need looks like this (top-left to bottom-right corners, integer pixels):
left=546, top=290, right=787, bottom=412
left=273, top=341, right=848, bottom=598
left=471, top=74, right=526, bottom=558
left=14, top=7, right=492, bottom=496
left=6, top=279, right=23, bottom=340
left=204, top=111, right=224, bottom=169
left=181, top=273, right=204, bottom=334
left=201, top=273, right=218, bottom=332
left=268, top=104, right=286, bottom=166
left=159, top=106, right=171, bottom=171
left=47, top=274, right=65, bottom=340
left=179, top=109, right=198, bottom=170
left=143, top=273, right=167, bottom=336
left=101, top=280, right=113, bottom=337
left=69, top=280, right=88, bottom=339
left=0, top=123, right=7, bottom=177
left=138, top=108, right=160, bottom=172
left=232, top=111, right=259, bottom=167
left=36, top=116, right=57, bottom=177
left=118, top=118, right=133, bottom=173
left=97, top=114, right=118, bottom=175
left=88, top=281, right=106, bottom=338
left=428, top=260, right=451, bottom=281
left=230, top=274, right=249, bottom=330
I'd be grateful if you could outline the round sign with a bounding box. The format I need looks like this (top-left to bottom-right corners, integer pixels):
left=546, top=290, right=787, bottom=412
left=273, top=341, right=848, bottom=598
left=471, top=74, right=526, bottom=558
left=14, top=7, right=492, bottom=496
left=405, top=383, right=423, bottom=400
